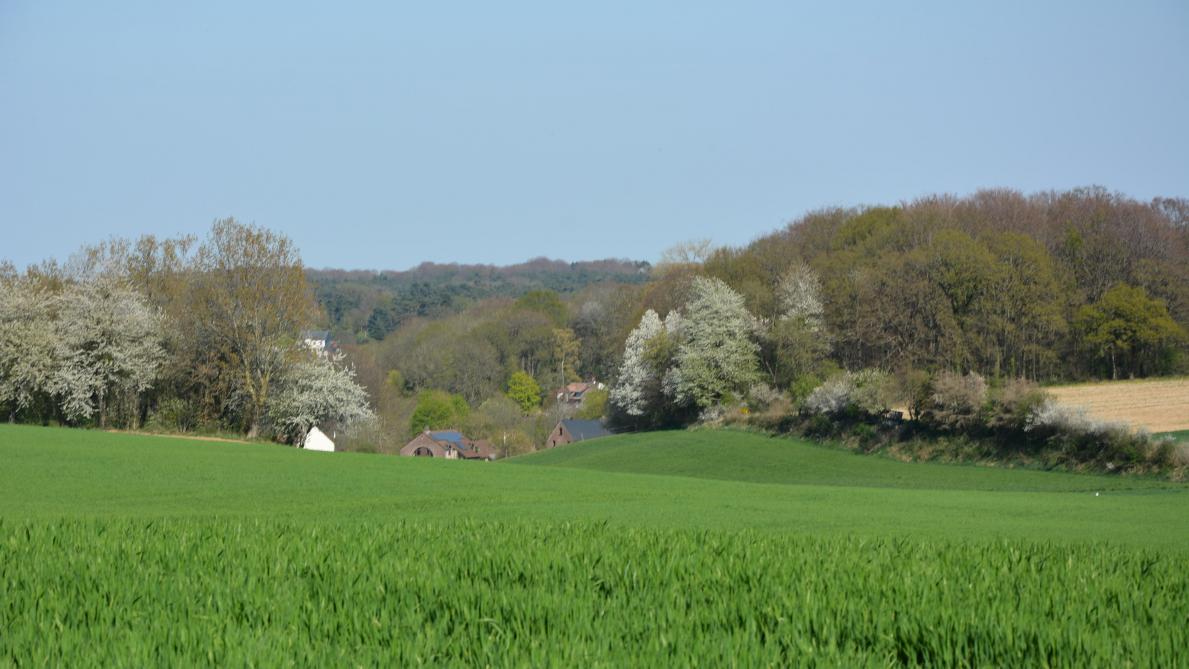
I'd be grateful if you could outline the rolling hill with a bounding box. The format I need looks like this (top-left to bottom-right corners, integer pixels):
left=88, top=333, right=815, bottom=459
left=509, top=428, right=1181, bottom=493
left=2, top=424, right=1187, bottom=665
left=1, top=424, right=1185, bottom=546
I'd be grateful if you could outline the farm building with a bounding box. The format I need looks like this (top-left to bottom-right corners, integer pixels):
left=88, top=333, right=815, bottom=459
left=545, top=419, right=613, bottom=449
left=400, top=430, right=497, bottom=460
left=552, top=381, right=604, bottom=406
left=303, top=426, right=335, bottom=452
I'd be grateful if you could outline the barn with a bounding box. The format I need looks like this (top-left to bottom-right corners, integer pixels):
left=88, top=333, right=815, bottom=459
left=545, top=419, right=613, bottom=449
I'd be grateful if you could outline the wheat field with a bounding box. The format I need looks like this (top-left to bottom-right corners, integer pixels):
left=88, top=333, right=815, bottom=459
left=1048, top=378, right=1189, bottom=433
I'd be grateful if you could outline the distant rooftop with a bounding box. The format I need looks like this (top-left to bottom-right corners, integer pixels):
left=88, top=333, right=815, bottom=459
left=561, top=419, right=613, bottom=442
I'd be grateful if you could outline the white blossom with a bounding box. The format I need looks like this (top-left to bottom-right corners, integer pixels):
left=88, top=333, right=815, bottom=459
left=609, top=310, right=665, bottom=416
left=670, top=276, right=760, bottom=408
left=53, top=277, right=164, bottom=422
left=0, top=277, right=58, bottom=413
left=777, top=261, right=825, bottom=331
left=267, top=353, right=375, bottom=444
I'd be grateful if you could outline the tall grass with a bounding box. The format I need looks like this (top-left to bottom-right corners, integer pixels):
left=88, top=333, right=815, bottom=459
left=3, top=519, right=1185, bottom=666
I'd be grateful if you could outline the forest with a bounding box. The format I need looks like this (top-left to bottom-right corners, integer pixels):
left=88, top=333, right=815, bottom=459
left=1, top=187, right=1186, bottom=457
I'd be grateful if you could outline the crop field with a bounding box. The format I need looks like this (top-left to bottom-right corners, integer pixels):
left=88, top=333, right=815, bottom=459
left=1, top=425, right=1187, bottom=666
left=1048, top=377, right=1189, bottom=433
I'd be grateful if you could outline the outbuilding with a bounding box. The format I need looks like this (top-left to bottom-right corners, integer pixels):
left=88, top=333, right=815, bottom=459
left=303, top=426, right=336, bottom=452
left=545, top=419, right=613, bottom=449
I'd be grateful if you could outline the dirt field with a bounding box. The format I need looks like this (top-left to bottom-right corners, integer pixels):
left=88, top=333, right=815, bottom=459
left=1047, top=378, right=1189, bottom=433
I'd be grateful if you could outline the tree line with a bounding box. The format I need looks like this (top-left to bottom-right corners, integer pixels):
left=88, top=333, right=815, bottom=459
left=2, top=186, right=1185, bottom=455
left=340, top=187, right=1186, bottom=452
left=0, top=219, right=372, bottom=441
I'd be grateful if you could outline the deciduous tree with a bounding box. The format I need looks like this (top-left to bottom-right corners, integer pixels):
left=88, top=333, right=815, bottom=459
left=185, top=219, right=316, bottom=436
left=54, top=277, right=164, bottom=426
left=267, top=354, right=375, bottom=444
left=669, top=277, right=760, bottom=409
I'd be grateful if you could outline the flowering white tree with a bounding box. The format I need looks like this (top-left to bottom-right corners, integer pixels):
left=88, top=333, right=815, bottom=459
left=53, top=278, right=164, bottom=425
left=669, top=277, right=760, bottom=409
left=267, top=354, right=375, bottom=444
left=777, top=261, right=825, bottom=331
left=0, top=277, right=58, bottom=419
left=762, top=262, right=831, bottom=388
left=609, top=310, right=665, bottom=416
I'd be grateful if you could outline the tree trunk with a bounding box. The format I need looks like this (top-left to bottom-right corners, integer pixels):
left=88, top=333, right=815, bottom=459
left=1110, top=349, right=1118, bottom=380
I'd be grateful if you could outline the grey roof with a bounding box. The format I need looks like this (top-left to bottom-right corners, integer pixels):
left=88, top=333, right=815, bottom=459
left=429, top=430, right=465, bottom=448
left=561, top=419, right=613, bottom=442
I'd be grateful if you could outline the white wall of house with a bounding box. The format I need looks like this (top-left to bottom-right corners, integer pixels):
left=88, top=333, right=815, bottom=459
left=304, top=426, right=335, bottom=452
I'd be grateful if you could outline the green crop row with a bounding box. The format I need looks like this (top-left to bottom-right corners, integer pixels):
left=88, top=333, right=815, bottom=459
left=2, top=519, right=1185, bottom=667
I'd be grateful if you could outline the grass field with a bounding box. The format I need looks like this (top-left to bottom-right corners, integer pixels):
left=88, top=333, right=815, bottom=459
left=2, top=424, right=1187, bottom=665
left=1048, top=377, right=1189, bottom=433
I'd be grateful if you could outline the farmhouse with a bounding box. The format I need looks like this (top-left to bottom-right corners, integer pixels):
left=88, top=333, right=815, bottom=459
left=400, top=429, right=497, bottom=460
left=552, top=381, right=604, bottom=406
left=545, top=419, right=613, bottom=449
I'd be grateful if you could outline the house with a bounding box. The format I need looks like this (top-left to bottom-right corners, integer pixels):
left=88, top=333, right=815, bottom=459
left=303, top=426, right=335, bottom=452
left=300, top=330, right=334, bottom=357
left=553, top=381, right=605, bottom=405
left=545, top=419, right=613, bottom=449
left=399, top=429, right=497, bottom=460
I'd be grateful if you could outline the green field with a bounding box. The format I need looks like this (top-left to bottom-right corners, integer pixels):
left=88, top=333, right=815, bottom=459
left=1, top=424, right=1187, bottom=666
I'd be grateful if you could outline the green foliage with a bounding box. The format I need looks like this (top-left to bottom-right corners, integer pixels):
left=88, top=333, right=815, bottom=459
left=1077, top=283, right=1186, bottom=379
left=408, top=390, right=469, bottom=435
left=896, top=368, right=934, bottom=421
left=311, top=260, right=649, bottom=336
left=705, top=189, right=1188, bottom=383
left=385, top=369, right=407, bottom=396
left=4, top=519, right=1186, bottom=666
left=788, top=374, right=822, bottom=407
left=143, top=397, right=198, bottom=433
left=506, top=370, right=541, bottom=413
left=514, top=289, right=568, bottom=326
left=574, top=387, right=608, bottom=420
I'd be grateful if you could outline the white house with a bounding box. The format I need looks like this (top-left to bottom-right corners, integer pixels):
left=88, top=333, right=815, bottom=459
left=300, top=330, right=332, bottom=357
left=303, top=426, right=335, bottom=452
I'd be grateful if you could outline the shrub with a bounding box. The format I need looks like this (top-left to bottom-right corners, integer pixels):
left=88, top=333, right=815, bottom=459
left=804, top=375, right=853, bottom=416
left=852, top=423, right=880, bottom=451
left=745, top=383, right=784, bottom=411
left=788, top=374, right=821, bottom=408
left=924, top=372, right=987, bottom=431
left=574, top=388, right=608, bottom=420
left=986, top=379, right=1049, bottom=432
left=895, top=369, right=933, bottom=420
left=803, top=369, right=892, bottom=419
left=1025, top=399, right=1171, bottom=471
left=849, top=369, right=893, bottom=416
left=145, top=397, right=198, bottom=433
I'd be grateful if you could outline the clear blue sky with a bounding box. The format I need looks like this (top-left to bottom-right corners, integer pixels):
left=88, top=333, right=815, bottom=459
left=2, top=1, right=1187, bottom=270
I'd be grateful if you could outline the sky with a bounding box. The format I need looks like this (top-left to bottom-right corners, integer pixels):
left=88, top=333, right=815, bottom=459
left=2, top=1, right=1187, bottom=270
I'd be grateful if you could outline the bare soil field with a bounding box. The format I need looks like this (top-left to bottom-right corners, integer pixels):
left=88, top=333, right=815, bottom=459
left=1047, top=378, right=1189, bottom=433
